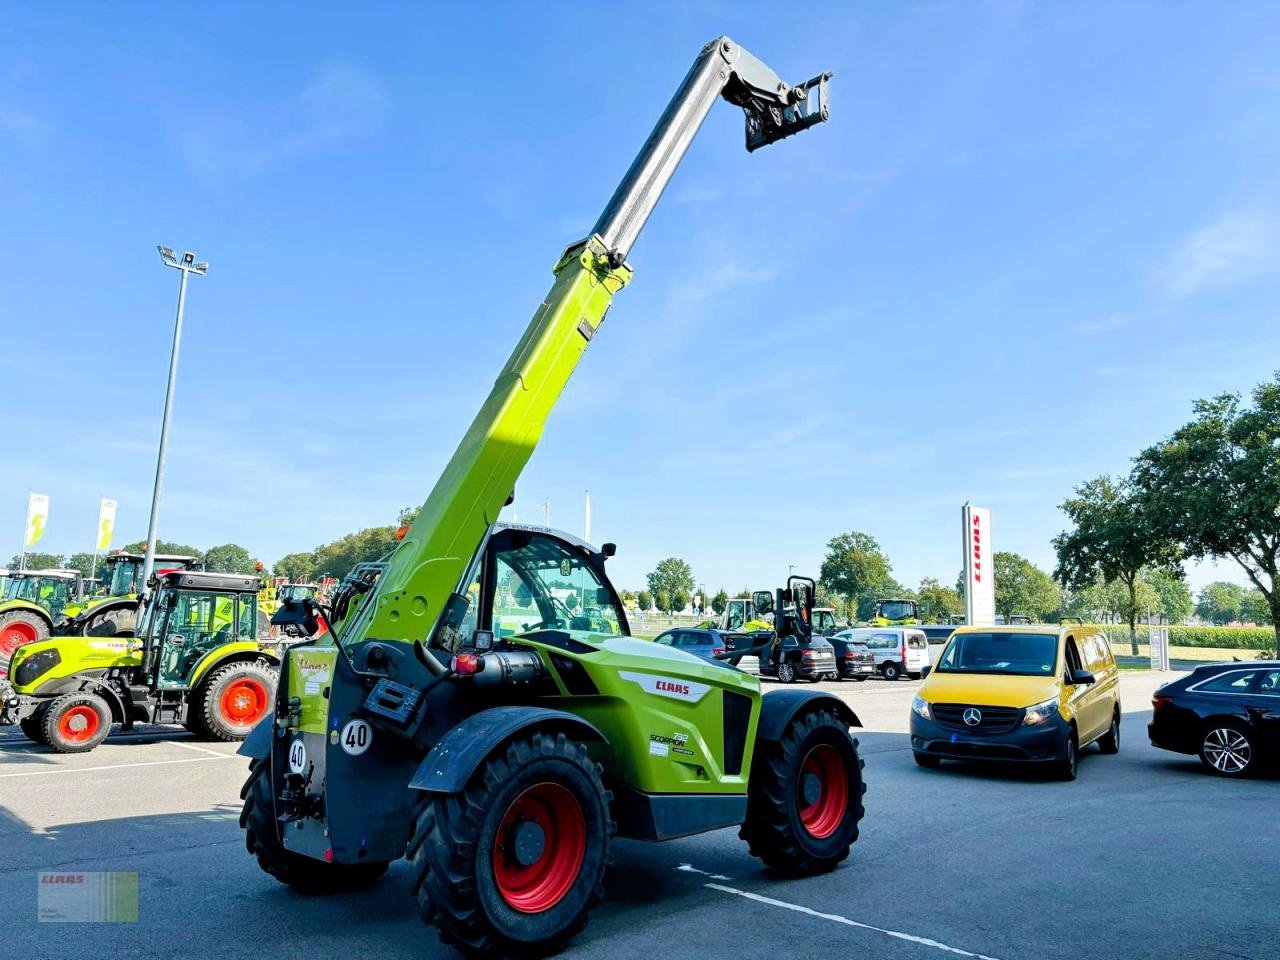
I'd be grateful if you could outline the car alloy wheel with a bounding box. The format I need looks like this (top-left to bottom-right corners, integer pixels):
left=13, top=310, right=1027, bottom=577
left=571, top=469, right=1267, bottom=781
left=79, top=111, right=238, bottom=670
left=1203, top=727, right=1252, bottom=775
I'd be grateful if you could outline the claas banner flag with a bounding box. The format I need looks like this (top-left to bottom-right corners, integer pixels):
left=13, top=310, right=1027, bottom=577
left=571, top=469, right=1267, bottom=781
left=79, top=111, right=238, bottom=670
left=24, top=493, right=49, bottom=547
left=96, top=498, right=117, bottom=551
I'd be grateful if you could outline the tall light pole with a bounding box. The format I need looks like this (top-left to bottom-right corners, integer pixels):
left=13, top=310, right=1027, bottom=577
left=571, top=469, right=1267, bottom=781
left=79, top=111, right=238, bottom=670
left=140, top=246, right=208, bottom=594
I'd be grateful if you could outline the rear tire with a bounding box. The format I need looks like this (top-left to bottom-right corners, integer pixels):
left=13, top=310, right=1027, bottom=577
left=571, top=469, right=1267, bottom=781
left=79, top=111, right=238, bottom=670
left=881, top=662, right=901, bottom=681
left=1097, top=710, right=1120, bottom=755
left=0, top=610, right=49, bottom=675
left=42, top=693, right=112, bottom=753
left=1199, top=721, right=1255, bottom=778
left=409, top=730, right=612, bottom=957
left=741, top=708, right=865, bottom=876
left=197, top=662, right=275, bottom=741
left=239, top=756, right=388, bottom=892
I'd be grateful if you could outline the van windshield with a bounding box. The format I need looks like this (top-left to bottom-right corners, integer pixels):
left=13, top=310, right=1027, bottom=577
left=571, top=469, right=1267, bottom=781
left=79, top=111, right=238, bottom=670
left=936, top=632, right=1058, bottom=677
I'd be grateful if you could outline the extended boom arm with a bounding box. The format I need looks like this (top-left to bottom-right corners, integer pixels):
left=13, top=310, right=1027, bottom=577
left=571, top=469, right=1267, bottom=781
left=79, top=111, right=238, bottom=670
left=344, top=38, right=831, bottom=666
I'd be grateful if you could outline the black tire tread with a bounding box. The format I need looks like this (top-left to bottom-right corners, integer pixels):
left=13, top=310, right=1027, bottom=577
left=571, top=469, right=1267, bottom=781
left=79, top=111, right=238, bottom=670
left=197, top=661, right=277, bottom=742
left=41, top=692, right=112, bottom=754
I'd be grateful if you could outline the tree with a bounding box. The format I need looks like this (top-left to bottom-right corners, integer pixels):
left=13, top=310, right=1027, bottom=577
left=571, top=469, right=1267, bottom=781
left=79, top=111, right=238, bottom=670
left=274, top=551, right=317, bottom=583
left=64, top=552, right=97, bottom=580
left=8, top=552, right=64, bottom=570
left=711, top=589, right=729, bottom=616
left=637, top=590, right=652, bottom=612
left=820, top=531, right=893, bottom=622
left=1134, top=374, right=1280, bottom=649
left=121, top=540, right=203, bottom=559
left=646, top=558, right=695, bottom=606
left=994, top=552, right=1061, bottom=622
left=1146, top=567, right=1194, bottom=623
left=653, top=587, right=671, bottom=613
left=917, top=577, right=963, bottom=622
left=1054, top=475, right=1182, bottom=653
left=671, top=587, right=690, bottom=613
left=1196, top=581, right=1244, bottom=626
left=203, top=543, right=258, bottom=574
left=1242, top=589, right=1273, bottom=626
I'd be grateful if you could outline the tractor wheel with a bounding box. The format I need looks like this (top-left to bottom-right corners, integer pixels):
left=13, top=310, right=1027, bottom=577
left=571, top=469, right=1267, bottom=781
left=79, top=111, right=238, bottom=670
left=740, top=708, right=865, bottom=876
left=41, top=693, right=112, bottom=753
left=83, top=607, right=137, bottom=637
left=409, top=730, right=612, bottom=957
left=0, top=610, right=49, bottom=674
left=196, top=662, right=275, bottom=741
left=19, top=702, right=51, bottom=744
left=240, top=756, right=389, bottom=892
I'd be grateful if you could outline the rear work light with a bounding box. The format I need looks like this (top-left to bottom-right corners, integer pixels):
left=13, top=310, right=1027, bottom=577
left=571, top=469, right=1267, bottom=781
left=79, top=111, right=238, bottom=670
left=451, top=652, right=483, bottom=676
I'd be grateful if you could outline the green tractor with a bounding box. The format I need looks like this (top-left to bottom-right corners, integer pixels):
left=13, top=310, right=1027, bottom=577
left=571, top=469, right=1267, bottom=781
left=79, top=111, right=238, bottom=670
left=237, top=38, right=857, bottom=958
left=0, top=569, right=85, bottom=672
left=871, top=597, right=920, bottom=626
left=0, top=570, right=280, bottom=753
left=58, top=550, right=199, bottom=637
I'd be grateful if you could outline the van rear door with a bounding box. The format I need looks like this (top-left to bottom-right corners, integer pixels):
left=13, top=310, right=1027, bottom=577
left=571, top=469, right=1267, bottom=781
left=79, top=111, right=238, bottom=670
left=906, top=630, right=930, bottom=670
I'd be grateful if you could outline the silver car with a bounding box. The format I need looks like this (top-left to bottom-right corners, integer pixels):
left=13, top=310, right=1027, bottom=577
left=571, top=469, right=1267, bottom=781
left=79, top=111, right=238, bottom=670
left=836, top=627, right=931, bottom=680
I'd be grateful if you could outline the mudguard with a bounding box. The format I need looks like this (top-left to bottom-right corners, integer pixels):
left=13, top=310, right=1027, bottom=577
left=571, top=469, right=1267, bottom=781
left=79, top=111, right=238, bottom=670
left=237, top=717, right=274, bottom=759
left=410, top=705, right=607, bottom=794
left=756, top=689, right=860, bottom=742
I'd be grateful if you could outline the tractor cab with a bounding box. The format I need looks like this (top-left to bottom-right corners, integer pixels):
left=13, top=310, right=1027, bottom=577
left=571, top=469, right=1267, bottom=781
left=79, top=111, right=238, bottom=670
left=103, top=551, right=199, bottom=599
left=58, top=552, right=200, bottom=637
left=812, top=606, right=840, bottom=637
left=872, top=597, right=920, bottom=626
left=139, top=571, right=264, bottom=689
left=3, top=569, right=82, bottom=618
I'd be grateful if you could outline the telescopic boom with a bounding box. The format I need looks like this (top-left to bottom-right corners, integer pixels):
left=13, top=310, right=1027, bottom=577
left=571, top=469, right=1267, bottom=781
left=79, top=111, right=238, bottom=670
left=343, top=38, right=831, bottom=664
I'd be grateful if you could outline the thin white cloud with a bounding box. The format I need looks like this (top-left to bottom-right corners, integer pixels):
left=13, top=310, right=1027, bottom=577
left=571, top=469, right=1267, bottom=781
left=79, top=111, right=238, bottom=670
left=1160, top=208, right=1280, bottom=297
left=1073, top=312, right=1131, bottom=335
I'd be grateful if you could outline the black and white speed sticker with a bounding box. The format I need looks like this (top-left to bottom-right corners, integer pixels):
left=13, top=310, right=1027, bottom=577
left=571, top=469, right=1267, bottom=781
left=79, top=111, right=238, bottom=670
left=287, top=738, right=307, bottom=774
left=340, top=719, right=373, bottom=756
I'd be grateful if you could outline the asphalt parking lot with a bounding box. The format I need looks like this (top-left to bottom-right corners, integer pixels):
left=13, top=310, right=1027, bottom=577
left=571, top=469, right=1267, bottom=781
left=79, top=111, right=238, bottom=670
left=3, top=670, right=1276, bottom=960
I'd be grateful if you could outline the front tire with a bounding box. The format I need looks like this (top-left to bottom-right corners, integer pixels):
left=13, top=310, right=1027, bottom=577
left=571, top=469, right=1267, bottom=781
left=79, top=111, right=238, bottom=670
left=1097, top=710, right=1120, bottom=755
left=196, top=662, right=275, bottom=741
left=1199, top=722, right=1255, bottom=778
left=42, top=693, right=112, bottom=753
left=240, top=756, right=388, bottom=892
left=1054, top=730, right=1078, bottom=781
left=741, top=708, right=865, bottom=876
left=881, top=662, right=901, bottom=681
left=409, top=730, right=612, bottom=957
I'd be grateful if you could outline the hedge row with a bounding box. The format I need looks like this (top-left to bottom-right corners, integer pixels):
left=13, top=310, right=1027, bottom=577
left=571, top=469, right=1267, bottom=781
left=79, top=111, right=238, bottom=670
left=1088, top=624, right=1276, bottom=651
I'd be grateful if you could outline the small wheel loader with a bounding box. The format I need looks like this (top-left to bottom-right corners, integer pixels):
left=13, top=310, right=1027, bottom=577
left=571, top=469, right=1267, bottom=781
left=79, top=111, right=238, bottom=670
left=237, top=37, right=860, bottom=958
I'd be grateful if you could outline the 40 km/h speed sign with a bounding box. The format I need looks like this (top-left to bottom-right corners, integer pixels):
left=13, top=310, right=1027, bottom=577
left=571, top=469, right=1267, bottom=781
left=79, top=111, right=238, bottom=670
left=340, top=719, right=373, bottom=756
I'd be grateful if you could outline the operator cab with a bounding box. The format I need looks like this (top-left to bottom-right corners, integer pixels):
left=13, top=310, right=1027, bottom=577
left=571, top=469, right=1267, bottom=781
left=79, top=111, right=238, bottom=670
left=4, top=569, right=81, bottom=617
left=139, top=571, right=263, bottom=688
left=102, top=552, right=199, bottom=597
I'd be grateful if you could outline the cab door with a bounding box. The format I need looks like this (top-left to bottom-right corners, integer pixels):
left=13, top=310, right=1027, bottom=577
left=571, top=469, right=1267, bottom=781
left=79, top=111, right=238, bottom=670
left=1062, top=635, right=1101, bottom=741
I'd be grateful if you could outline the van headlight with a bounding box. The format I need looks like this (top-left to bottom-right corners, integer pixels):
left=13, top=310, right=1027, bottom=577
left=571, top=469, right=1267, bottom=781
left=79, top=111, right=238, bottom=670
left=911, top=695, right=931, bottom=719
left=1022, top=697, right=1060, bottom=726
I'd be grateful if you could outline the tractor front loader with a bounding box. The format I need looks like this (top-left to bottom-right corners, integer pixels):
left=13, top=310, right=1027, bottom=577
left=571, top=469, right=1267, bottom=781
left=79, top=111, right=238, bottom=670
left=238, top=37, right=861, bottom=958
left=1, top=570, right=280, bottom=752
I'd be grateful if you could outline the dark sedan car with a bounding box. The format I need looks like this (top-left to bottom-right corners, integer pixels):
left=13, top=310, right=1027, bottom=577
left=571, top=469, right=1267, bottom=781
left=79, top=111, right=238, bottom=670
left=1148, top=661, right=1280, bottom=777
left=828, top=634, right=877, bottom=681
left=653, top=627, right=727, bottom=662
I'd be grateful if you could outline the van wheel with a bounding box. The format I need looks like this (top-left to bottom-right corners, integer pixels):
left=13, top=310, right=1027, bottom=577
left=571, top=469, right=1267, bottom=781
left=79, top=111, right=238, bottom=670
left=881, top=662, right=901, bottom=681
left=1054, top=731, right=1078, bottom=781
left=1097, top=710, right=1120, bottom=755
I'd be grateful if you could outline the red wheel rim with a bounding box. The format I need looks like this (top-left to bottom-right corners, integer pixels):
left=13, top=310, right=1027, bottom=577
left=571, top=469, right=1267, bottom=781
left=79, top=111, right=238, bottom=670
left=219, top=678, right=269, bottom=725
left=492, top=782, right=586, bottom=913
left=798, top=744, right=849, bottom=839
left=58, top=705, right=102, bottom=744
left=0, top=621, right=38, bottom=656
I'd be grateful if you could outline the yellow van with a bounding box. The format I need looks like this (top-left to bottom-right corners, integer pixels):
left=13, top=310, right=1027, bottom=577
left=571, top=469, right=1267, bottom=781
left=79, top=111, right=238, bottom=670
left=909, top=625, right=1121, bottom=780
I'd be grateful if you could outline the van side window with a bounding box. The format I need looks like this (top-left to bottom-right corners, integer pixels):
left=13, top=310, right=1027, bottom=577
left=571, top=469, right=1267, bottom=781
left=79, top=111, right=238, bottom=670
left=1064, top=637, right=1084, bottom=680
left=1083, top=635, right=1105, bottom=671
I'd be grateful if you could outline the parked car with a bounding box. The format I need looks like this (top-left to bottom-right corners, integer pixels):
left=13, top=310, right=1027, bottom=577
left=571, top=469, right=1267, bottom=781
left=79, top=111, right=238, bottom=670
left=652, top=627, right=727, bottom=662
left=1148, top=661, right=1280, bottom=778
left=827, top=632, right=877, bottom=681
left=909, top=625, right=1121, bottom=780
left=757, top=633, right=837, bottom=683
left=840, top=627, right=931, bottom=680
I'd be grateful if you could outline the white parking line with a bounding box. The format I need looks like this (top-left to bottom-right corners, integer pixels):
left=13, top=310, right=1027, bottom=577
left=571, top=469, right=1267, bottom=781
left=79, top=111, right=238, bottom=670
left=171, top=740, right=236, bottom=758
left=705, top=883, right=1005, bottom=960
left=0, top=755, right=235, bottom=779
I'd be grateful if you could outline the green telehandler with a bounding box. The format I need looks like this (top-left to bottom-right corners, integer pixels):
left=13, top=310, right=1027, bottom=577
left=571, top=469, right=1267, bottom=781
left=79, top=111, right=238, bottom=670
left=237, top=37, right=859, bottom=957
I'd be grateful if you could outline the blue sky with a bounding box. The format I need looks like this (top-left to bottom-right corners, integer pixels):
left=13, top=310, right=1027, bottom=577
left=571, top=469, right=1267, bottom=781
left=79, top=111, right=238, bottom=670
left=3, top=2, right=1279, bottom=595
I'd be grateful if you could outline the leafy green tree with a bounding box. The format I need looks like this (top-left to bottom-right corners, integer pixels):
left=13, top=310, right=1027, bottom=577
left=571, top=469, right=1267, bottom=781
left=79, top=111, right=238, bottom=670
left=1146, top=567, right=1194, bottom=623
left=64, top=552, right=97, bottom=580
left=1241, top=589, right=1273, bottom=626
left=310, top=526, right=401, bottom=579
left=735, top=589, right=752, bottom=599
left=9, top=552, right=64, bottom=570
left=1196, top=581, right=1244, bottom=625
left=815, top=584, right=848, bottom=621
left=653, top=587, right=671, bottom=613
left=820, top=531, right=893, bottom=622
left=646, top=558, right=695, bottom=607
left=637, top=590, right=652, bottom=612
left=994, top=552, right=1061, bottom=623
left=1054, top=475, right=1183, bottom=653
left=917, top=577, right=963, bottom=621
left=711, top=589, right=728, bottom=615
left=1134, top=374, right=1280, bottom=649
left=274, top=552, right=317, bottom=583
left=671, top=587, right=691, bottom=613
left=203, top=543, right=258, bottom=574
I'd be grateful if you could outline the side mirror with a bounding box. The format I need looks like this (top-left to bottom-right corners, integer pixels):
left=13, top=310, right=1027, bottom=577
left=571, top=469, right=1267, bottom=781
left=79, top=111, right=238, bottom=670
left=601, top=542, right=617, bottom=558
left=1070, top=669, right=1096, bottom=686
left=920, top=665, right=932, bottom=679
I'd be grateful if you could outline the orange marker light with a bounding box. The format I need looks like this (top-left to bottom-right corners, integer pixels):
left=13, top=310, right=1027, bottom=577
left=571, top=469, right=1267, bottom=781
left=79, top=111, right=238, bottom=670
left=396, top=525, right=410, bottom=541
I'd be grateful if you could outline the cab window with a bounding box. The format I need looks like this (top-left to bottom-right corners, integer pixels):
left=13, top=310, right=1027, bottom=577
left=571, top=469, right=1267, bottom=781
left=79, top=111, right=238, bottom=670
left=1063, top=637, right=1084, bottom=680
left=236, top=594, right=258, bottom=640
left=490, top=534, right=625, bottom=640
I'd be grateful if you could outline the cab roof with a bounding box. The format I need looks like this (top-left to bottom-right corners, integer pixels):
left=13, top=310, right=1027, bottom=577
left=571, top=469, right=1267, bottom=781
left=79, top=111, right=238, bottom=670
left=158, top=570, right=261, bottom=593
left=11, top=568, right=79, bottom=580
left=109, top=552, right=198, bottom=563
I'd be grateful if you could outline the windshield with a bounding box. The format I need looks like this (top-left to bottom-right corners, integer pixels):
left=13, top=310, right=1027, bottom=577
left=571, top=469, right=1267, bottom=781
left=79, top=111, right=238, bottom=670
left=936, top=632, right=1059, bottom=677
left=106, top=558, right=141, bottom=596
left=278, top=584, right=314, bottom=603
left=4, top=576, right=73, bottom=615
left=878, top=600, right=916, bottom=620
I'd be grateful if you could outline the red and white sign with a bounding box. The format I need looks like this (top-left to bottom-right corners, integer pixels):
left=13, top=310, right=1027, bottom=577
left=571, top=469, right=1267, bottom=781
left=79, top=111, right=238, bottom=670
left=618, top=671, right=710, bottom=704
left=962, top=504, right=995, bottom=626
